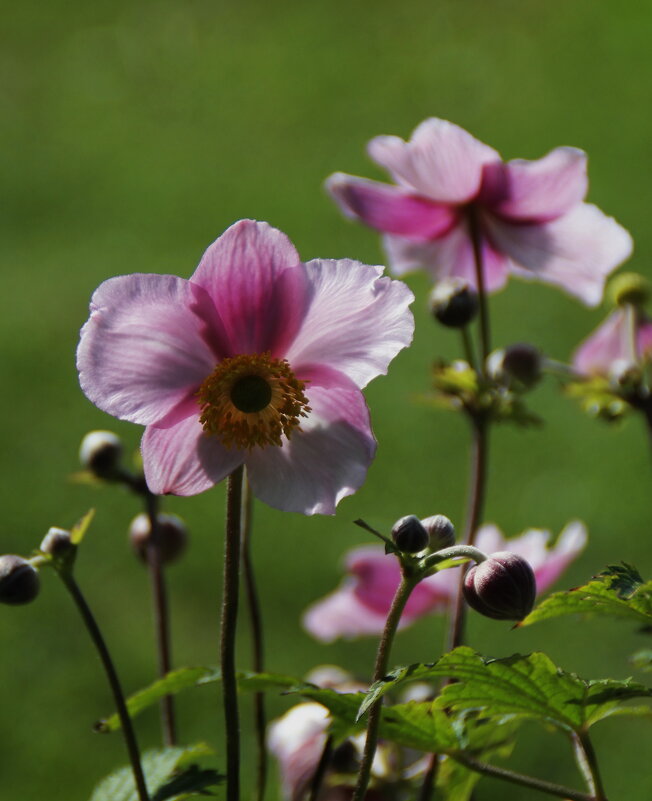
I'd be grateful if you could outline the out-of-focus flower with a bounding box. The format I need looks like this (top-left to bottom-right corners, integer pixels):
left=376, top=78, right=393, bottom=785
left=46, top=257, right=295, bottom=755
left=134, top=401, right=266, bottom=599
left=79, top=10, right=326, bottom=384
left=327, top=118, right=632, bottom=306
left=572, top=308, right=652, bottom=376
left=77, top=220, right=414, bottom=515
left=303, top=521, right=587, bottom=641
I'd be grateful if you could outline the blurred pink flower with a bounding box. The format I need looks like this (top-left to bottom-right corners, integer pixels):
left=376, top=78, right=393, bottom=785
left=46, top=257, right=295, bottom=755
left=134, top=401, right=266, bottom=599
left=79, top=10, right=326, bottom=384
left=327, top=118, right=632, bottom=306
left=303, top=521, right=587, bottom=641
left=572, top=308, right=652, bottom=375
left=77, top=220, right=414, bottom=514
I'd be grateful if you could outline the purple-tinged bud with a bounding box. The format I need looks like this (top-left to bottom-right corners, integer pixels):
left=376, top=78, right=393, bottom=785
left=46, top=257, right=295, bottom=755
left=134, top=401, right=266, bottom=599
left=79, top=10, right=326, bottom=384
left=463, top=551, right=536, bottom=621
left=421, top=514, right=456, bottom=550
left=391, top=515, right=429, bottom=553
left=40, top=527, right=74, bottom=558
left=430, top=279, right=479, bottom=328
left=487, top=344, right=542, bottom=388
left=0, top=555, right=40, bottom=605
left=129, top=513, right=188, bottom=565
left=79, top=430, right=123, bottom=480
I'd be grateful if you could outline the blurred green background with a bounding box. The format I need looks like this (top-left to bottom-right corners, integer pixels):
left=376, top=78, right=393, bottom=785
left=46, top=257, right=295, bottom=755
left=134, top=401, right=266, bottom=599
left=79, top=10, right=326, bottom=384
left=2, top=0, right=652, bottom=798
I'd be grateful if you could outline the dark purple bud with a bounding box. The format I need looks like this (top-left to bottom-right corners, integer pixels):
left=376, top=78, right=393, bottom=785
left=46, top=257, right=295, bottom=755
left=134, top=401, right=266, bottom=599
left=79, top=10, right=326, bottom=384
left=391, top=515, right=429, bottom=553
left=40, top=527, right=74, bottom=558
left=0, top=555, right=40, bottom=605
left=421, top=514, right=456, bottom=550
left=430, top=279, right=479, bottom=328
left=487, top=344, right=542, bottom=388
left=463, top=551, right=536, bottom=621
left=129, top=513, right=188, bottom=565
left=79, top=430, right=123, bottom=480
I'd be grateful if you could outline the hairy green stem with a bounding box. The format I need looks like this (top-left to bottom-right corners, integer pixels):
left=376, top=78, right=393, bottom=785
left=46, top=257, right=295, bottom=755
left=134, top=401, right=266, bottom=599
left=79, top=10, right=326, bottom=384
left=351, top=572, right=418, bottom=801
left=572, top=732, right=608, bottom=801
left=60, top=572, right=150, bottom=801
left=222, top=465, right=245, bottom=801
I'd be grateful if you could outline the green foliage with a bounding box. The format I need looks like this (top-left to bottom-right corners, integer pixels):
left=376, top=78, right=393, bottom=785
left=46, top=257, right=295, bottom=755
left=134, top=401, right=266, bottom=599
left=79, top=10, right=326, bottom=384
left=565, top=378, right=630, bottom=421
left=631, top=649, right=652, bottom=673
left=89, top=744, right=222, bottom=801
left=520, top=564, right=652, bottom=627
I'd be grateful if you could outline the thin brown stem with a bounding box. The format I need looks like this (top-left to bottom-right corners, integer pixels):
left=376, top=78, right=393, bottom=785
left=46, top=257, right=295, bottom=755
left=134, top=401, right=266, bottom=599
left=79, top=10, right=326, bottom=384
left=60, top=572, right=150, bottom=801
left=416, top=754, right=440, bottom=801
left=241, top=474, right=267, bottom=801
left=308, top=735, right=334, bottom=801
left=467, top=205, right=491, bottom=368
left=222, top=465, right=245, bottom=801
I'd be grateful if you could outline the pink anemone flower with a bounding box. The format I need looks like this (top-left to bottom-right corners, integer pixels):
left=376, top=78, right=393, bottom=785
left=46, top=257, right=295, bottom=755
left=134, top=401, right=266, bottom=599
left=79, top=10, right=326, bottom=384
left=572, top=308, right=652, bottom=375
left=303, top=520, right=587, bottom=641
left=77, top=220, right=414, bottom=515
left=326, top=118, right=632, bottom=306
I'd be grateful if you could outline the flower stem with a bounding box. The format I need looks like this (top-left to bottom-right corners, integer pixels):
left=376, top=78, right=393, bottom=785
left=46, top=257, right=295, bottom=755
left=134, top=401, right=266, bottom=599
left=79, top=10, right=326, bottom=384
left=572, top=731, right=608, bottom=801
left=453, top=752, right=599, bottom=801
left=241, top=473, right=268, bottom=801
left=222, top=464, right=245, bottom=801
left=351, top=572, right=418, bottom=801
left=461, top=326, right=477, bottom=371
left=468, top=204, right=491, bottom=367
left=143, top=491, right=176, bottom=747
left=309, top=735, right=334, bottom=801
left=59, top=571, right=150, bottom=801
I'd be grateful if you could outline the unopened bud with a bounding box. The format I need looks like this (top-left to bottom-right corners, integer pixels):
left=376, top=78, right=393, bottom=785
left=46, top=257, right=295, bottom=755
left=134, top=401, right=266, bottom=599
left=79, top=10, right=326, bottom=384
left=0, top=555, right=40, bottom=605
left=487, top=344, right=542, bottom=388
left=129, top=513, right=188, bottom=565
left=608, top=358, right=643, bottom=391
left=391, top=515, right=429, bottom=553
left=79, top=431, right=123, bottom=480
left=463, top=551, right=536, bottom=621
left=421, top=514, right=456, bottom=550
left=40, top=527, right=74, bottom=558
left=609, top=272, right=651, bottom=308
left=430, top=279, right=479, bottom=328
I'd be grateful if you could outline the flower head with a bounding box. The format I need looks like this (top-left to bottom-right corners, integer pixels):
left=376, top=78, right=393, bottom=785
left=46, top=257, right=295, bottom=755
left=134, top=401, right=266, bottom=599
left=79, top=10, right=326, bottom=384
left=303, top=521, right=586, bottom=640
left=77, top=220, right=414, bottom=514
left=572, top=307, right=652, bottom=376
left=327, top=118, right=632, bottom=306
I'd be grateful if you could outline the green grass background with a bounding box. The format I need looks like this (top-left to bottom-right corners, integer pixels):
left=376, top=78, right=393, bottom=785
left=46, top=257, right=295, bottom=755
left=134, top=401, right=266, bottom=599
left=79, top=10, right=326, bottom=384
left=2, top=0, right=652, bottom=798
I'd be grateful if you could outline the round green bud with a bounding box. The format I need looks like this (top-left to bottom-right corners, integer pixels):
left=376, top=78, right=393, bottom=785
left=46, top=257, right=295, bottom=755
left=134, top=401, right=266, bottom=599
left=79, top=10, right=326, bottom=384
left=0, top=555, right=40, bottom=605
left=609, top=273, right=651, bottom=308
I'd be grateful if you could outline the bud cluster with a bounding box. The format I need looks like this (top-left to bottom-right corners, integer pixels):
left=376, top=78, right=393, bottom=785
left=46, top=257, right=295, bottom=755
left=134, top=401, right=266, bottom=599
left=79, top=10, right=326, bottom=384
left=391, top=514, right=455, bottom=554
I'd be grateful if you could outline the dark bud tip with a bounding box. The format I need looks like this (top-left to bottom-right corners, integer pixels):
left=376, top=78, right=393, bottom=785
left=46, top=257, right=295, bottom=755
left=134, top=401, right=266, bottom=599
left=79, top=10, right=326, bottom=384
left=79, top=431, right=123, bottom=480
left=430, top=279, right=479, bottom=328
left=420, top=514, right=456, bottom=550
left=391, top=515, right=429, bottom=553
left=487, top=343, right=542, bottom=388
left=40, top=527, right=74, bottom=558
left=463, top=551, right=536, bottom=621
left=129, top=513, right=188, bottom=565
left=0, top=555, right=40, bottom=605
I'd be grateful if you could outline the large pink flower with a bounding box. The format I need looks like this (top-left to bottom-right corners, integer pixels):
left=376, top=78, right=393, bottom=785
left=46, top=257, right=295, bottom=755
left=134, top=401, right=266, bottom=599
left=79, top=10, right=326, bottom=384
left=326, top=118, right=632, bottom=306
left=303, top=521, right=587, bottom=641
left=77, top=220, right=414, bottom=514
left=572, top=308, right=652, bottom=375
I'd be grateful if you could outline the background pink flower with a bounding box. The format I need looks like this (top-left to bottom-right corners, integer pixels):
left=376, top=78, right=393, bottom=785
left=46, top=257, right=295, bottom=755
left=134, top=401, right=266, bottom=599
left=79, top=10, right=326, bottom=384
left=77, top=220, right=414, bottom=515
left=327, top=118, right=632, bottom=306
left=572, top=308, right=652, bottom=375
left=303, top=521, right=587, bottom=641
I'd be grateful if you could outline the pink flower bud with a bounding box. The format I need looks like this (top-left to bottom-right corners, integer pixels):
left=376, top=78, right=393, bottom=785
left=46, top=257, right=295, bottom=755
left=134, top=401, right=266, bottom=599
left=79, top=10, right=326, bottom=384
left=463, top=551, right=536, bottom=621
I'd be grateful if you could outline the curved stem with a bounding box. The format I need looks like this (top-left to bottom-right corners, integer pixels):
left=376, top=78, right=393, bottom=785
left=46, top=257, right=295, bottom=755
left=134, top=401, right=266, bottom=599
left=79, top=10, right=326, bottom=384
left=60, top=572, right=150, bottom=801
left=241, top=474, right=268, bottom=801
left=461, top=327, right=477, bottom=371
left=143, top=492, right=176, bottom=747
left=416, top=754, right=440, bottom=801
left=468, top=205, right=491, bottom=368
left=453, top=752, right=598, bottom=801
left=308, top=735, right=334, bottom=801
left=351, top=573, right=418, bottom=801
left=222, top=465, right=245, bottom=801
left=572, top=731, right=608, bottom=801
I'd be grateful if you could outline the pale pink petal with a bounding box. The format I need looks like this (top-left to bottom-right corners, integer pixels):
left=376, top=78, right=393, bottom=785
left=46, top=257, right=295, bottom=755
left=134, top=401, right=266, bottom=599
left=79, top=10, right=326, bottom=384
left=573, top=309, right=652, bottom=375
left=142, top=414, right=243, bottom=496
left=302, top=581, right=394, bottom=642
left=190, top=220, right=311, bottom=357
left=77, top=274, right=217, bottom=426
left=245, top=370, right=376, bottom=515
left=325, top=173, right=457, bottom=239
left=368, top=118, right=500, bottom=204
left=485, top=204, right=633, bottom=306
left=637, top=316, right=652, bottom=361
left=285, top=259, right=414, bottom=389
left=480, top=147, right=588, bottom=222
left=531, top=521, right=588, bottom=593
left=382, top=222, right=510, bottom=292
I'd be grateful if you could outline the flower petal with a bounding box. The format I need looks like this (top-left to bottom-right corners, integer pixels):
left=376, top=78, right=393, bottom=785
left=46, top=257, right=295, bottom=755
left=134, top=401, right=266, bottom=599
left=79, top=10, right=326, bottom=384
left=485, top=203, right=633, bottom=306
left=245, top=369, right=376, bottom=515
left=325, top=173, right=457, bottom=239
left=142, top=414, right=243, bottom=496
left=285, top=259, right=414, bottom=389
left=531, top=521, right=588, bottom=593
left=368, top=118, right=500, bottom=204
left=77, top=274, right=217, bottom=426
left=190, top=219, right=311, bottom=357
left=573, top=309, right=652, bottom=374
left=383, top=224, right=510, bottom=292
left=302, top=581, right=395, bottom=642
left=480, top=147, right=588, bottom=222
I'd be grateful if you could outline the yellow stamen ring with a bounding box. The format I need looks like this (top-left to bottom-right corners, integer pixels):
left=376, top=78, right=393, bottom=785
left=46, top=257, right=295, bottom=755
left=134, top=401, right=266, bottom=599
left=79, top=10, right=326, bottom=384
left=197, top=353, right=311, bottom=450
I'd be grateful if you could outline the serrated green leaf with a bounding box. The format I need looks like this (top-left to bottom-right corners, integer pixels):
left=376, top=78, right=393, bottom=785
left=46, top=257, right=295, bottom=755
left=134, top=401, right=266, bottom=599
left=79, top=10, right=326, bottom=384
left=520, top=564, right=652, bottom=628
left=97, top=667, right=298, bottom=732
left=90, top=743, right=221, bottom=801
